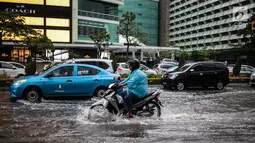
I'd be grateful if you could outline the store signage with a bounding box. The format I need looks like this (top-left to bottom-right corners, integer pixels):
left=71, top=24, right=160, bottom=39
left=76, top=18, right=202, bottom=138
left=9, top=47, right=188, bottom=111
left=6, top=8, right=36, bottom=14
left=78, top=19, right=105, bottom=28
left=0, top=2, right=72, bottom=18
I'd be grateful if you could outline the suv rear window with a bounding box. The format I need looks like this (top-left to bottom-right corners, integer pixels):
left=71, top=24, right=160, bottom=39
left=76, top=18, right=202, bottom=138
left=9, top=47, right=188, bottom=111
left=215, top=63, right=225, bottom=70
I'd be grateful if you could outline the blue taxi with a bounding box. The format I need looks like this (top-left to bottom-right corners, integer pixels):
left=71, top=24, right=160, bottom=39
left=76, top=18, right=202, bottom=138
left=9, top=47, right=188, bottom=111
left=10, top=64, right=120, bottom=102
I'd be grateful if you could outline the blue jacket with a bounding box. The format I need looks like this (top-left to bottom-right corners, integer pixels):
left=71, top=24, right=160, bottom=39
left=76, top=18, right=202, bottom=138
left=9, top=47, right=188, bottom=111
left=120, top=69, right=148, bottom=98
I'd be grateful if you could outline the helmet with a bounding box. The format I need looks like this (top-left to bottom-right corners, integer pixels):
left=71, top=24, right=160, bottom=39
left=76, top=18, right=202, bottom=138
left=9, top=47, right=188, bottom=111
left=128, top=59, right=140, bottom=71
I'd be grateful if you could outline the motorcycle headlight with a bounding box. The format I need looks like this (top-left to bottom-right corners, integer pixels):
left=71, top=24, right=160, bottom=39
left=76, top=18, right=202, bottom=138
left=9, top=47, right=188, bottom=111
left=251, top=75, right=254, bottom=80
left=169, top=74, right=178, bottom=79
left=13, top=79, right=27, bottom=87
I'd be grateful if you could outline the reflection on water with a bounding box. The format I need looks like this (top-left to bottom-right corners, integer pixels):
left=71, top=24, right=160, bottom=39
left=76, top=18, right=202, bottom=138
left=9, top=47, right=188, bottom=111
left=0, top=84, right=255, bottom=142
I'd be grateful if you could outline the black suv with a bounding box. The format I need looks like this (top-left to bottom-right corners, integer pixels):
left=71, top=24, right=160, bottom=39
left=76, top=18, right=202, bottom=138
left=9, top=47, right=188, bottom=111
left=161, top=62, right=229, bottom=90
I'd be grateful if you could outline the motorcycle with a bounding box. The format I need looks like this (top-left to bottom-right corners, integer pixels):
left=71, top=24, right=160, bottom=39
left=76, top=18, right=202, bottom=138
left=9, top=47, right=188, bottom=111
left=88, top=83, right=163, bottom=122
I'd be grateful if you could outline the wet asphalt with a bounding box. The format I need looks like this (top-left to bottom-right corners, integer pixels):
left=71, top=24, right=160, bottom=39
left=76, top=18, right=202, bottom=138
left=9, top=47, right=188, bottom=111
left=0, top=83, right=255, bottom=143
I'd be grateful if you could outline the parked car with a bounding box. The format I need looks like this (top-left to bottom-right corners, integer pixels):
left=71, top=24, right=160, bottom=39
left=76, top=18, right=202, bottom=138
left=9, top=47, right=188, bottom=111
left=0, top=61, right=25, bottom=78
left=161, top=58, right=178, bottom=65
left=140, top=64, right=157, bottom=75
left=10, top=64, right=120, bottom=102
left=115, top=63, right=131, bottom=75
left=153, top=64, right=175, bottom=74
left=116, top=63, right=157, bottom=75
left=31, top=58, right=49, bottom=62
left=228, top=66, right=253, bottom=77
left=64, top=59, right=114, bottom=73
left=242, top=65, right=255, bottom=72
left=166, top=66, right=179, bottom=73
left=7, top=62, right=26, bottom=69
left=43, top=62, right=62, bottom=71
left=250, top=73, right=255, bottom=87
left=161, top=62, right=229, bottom=90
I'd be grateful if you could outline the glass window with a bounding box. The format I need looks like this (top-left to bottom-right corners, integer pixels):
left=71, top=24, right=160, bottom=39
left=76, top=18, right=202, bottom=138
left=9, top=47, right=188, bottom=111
left=121, top=64, right=128, bottom=69
left=215, top=63, right=225, bottom=70
left=98, top=62, right=109, bottom=69
left=46, top=0, right=70, bottom=7
left=193, top=65, right=202, bottom=72
left=11, top=63, right=24, bottom=69
left=0, top=0, right=43, bottom=5
left=78, top=66, right=100, bottom=76
left=78, top=0, right=118, bottom=16
left=49, top=66, right=73, bottom=77
left=140, top=65, right=148, bottom=70
left=46, top=18, right=70, bottom=27
left=1, top=63, right=13, bottom=69
left=24, top=17, right=44, bottom=26
left=46, top=30, right=70, bottom=42
left=203, top=64, right=215, bottom=71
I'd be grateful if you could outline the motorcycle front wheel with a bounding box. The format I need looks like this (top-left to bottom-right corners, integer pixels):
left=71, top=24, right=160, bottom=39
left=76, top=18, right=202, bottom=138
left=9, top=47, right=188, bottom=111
left=88, top=105, right=112, bottom=123
left=138, top=101, right=161, bottom=117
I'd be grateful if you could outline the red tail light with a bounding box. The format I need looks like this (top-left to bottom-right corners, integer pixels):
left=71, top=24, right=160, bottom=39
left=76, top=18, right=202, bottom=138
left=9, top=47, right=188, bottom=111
left=117, top=67, right=122, bottom=71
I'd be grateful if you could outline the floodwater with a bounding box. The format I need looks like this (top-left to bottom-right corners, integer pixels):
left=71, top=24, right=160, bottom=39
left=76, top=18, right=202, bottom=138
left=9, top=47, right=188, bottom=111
left=1, top=84, right=255, bottom=143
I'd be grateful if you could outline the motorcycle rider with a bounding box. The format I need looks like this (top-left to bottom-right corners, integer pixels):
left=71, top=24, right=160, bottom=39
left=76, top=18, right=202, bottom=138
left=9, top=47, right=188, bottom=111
left=118, top=59, right=148, bottom=118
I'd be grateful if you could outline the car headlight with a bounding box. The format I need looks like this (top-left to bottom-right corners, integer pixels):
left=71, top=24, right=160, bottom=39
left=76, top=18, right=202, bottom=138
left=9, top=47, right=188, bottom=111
left=169, top=74, right=178, bottom=79
left=13, top=79, right=27, bottom=86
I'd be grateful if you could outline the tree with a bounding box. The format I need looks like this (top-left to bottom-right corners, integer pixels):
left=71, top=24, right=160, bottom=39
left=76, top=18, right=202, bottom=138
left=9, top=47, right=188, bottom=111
left=89, top=31, right=110, bottom=59
left=0, top=10, right=36, bottom=47
left=178, top=48, right=189, bottom=67
left=118, top=12, right=148, bottom=61
left=21, top=32, right=54, bottom=61
left=233, top=57, right=242, bottom=76
left=110, top=52, right=117, bottom=72
left=21, top=33, right=54, bottom=75
left=237, top=14, right=255, bottom=62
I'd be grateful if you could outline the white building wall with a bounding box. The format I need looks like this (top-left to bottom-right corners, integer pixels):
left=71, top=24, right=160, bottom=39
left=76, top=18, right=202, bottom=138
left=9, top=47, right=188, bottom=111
left=169, top=0, right=254, bottom=50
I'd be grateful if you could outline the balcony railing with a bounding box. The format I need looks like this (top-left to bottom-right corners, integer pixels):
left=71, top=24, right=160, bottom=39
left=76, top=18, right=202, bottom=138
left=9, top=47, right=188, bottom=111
left=78, top=10, right=119, bottom=21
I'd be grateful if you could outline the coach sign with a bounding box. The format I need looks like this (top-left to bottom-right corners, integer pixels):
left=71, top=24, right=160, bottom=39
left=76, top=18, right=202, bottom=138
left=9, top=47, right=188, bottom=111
left=0, top=2, right=72, bottom=18
left=6, top=5, right=36, bottom=14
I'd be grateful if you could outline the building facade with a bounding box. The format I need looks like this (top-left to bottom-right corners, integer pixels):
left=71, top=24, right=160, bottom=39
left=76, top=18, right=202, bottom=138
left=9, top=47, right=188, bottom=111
left=159, top=0, right=169, bottom=47
left=119, top=0, right=159, bottom=46
left=69, top=0, right=124, bottom=58
left=169, top=0, right=255, bottom=50
left=0, top=0, right=72, bottom=62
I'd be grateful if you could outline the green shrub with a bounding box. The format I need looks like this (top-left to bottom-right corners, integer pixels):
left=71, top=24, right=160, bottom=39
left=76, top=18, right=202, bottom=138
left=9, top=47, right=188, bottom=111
left=121, top=74, right=129, bottom=78
left=25, top=61, right=36, bottom=76
left=110, top=52, right=117, bottom=72
left=147, top=74, right=155, bottom=78
left=0, top=70, right=10, bottom=78
left=204, top=57, right=210, bottom=61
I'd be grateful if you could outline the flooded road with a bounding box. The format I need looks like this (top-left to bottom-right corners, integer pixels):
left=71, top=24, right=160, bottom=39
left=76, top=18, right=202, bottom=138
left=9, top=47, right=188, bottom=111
left=1, top=83, right=255, bottom=143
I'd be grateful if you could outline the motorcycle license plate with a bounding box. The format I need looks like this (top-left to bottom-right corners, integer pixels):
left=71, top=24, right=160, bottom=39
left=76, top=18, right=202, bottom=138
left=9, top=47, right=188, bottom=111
left=162, top=82, right=167, bottom=85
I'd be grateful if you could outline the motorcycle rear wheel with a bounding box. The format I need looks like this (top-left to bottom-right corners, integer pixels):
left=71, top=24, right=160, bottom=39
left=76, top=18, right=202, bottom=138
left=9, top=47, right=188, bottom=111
left=88, top=105, right=112, bottom=122
left=138, top=101, right=161, bottom=117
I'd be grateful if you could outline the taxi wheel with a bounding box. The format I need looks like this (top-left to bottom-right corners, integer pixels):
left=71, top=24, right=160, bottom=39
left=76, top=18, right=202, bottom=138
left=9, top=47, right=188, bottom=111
left=94, top=87, right=107, bottom=98
left=25, top=87, right=42, bottom=102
